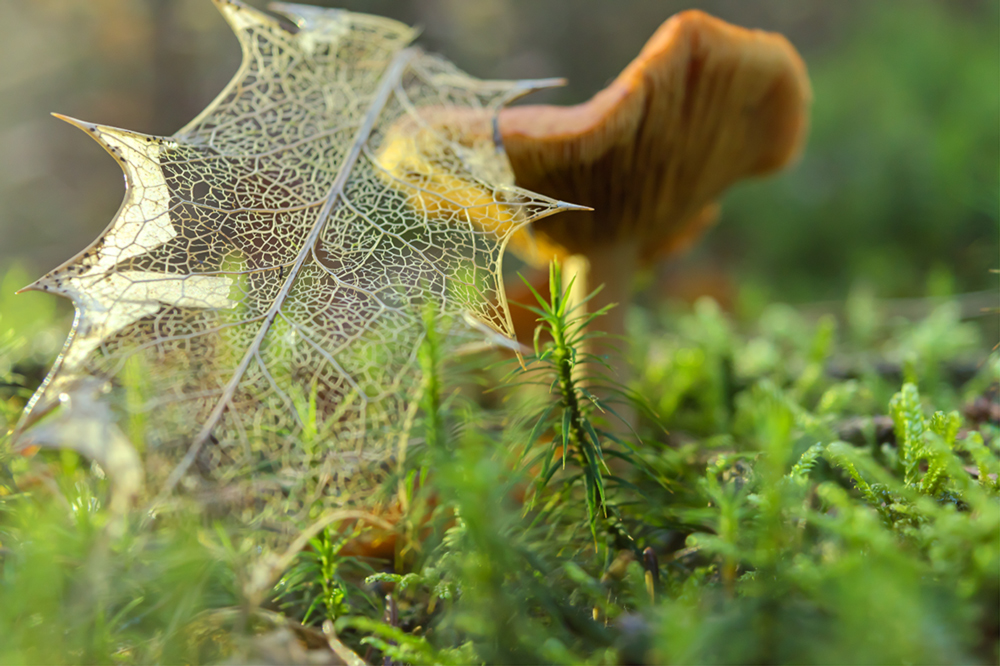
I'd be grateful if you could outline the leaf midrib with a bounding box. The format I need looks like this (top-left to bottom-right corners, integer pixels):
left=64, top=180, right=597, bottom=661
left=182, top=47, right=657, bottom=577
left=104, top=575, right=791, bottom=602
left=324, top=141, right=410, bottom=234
left=161, top=46, right=419, bottom=496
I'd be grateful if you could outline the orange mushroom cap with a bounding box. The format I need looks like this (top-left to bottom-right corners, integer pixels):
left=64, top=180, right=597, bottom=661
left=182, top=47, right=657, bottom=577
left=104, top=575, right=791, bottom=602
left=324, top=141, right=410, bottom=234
left=500, top=10, right=811, bottom=262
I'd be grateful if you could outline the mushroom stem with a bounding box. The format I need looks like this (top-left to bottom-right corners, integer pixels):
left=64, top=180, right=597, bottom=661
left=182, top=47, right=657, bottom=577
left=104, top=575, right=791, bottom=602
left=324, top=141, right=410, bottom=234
left=562, top=239, right=639, bottom=417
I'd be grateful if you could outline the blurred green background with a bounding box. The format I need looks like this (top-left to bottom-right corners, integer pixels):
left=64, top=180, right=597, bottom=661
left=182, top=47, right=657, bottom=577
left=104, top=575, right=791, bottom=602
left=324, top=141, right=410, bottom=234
left=0, top=0, right=996, bottom=312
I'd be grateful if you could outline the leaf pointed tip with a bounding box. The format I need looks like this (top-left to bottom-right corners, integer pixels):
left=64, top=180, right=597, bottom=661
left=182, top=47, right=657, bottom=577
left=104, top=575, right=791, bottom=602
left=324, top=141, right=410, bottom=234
left=517, top=77, right=567, bottom=92
left=50, top=117, right=164, bottom=166
left=51, top=113, right=97, bottom=133
left=505, top=78, right=567, bottom=104
left=16, top=275, right=49, bottom=294
left=213, top=0, right=281, bottom=33
left=211, top=0, right=245, bottom=11
left=558, top=201, right=593, bottom=212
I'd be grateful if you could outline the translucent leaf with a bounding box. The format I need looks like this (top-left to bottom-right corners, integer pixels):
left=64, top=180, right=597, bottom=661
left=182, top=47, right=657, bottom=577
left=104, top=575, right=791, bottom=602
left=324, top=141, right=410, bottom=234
left=14, top=0, right=573, bottom=521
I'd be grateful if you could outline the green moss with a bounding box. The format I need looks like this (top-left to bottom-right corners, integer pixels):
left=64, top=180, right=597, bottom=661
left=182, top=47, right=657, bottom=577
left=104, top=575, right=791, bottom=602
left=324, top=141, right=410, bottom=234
left=0, top=261, right=996, bottom=664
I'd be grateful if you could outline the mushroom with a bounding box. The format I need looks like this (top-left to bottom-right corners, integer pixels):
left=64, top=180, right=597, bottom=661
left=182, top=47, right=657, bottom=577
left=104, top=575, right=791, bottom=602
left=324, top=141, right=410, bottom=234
left=498, top=10, right=811, bottom=378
